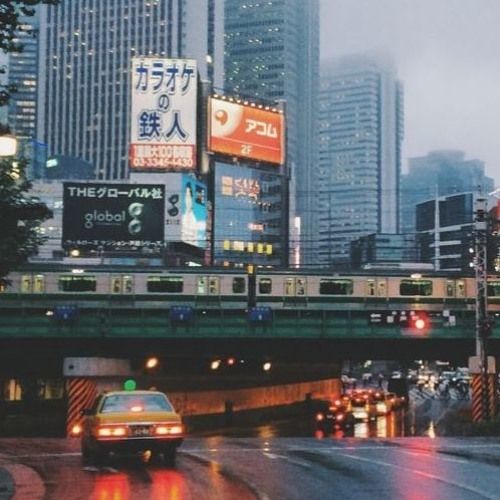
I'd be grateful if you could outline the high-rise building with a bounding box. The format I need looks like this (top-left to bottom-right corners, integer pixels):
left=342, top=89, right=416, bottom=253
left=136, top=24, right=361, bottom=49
left=36, top=0, right=223, bottom=180
left=7, top=10, right=43, bottom=178
left=401, top=150, right=494, bottom=234
left=223, top=0, right=320, bottom=267
left=317, top=55, right=404, bottom=267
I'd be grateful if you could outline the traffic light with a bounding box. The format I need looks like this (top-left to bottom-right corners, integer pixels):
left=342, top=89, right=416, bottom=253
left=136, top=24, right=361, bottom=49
left=401, top=311, right=430, bottom=334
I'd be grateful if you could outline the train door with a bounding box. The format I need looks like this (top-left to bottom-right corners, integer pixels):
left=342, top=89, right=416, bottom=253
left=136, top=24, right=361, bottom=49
left=111, top=275, right=134, bottom=294
left=365, top=278, right=387, bottom=297
left=284, top=277, right=306, bottom=297
left=197, top=276, right=220, bottom=296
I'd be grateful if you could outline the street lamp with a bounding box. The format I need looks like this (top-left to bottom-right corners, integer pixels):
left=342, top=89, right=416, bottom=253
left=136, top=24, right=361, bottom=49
left=0, top=135, right=17, bottom=157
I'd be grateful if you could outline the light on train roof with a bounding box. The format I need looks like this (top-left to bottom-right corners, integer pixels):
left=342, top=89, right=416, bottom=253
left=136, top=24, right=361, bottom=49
left=410, top=273, right=422, bottom=279
left=71, top=269, right=84, bottom=274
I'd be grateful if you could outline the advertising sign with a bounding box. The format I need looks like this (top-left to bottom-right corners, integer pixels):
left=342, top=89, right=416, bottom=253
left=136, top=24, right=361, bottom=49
left=130, top=57, right=198, bottom=171
left=62, top=183, right=165, bottom=251
left=213, top=162, right=285, bottom=265
left=180, top=175, right=207, bottom=248
left=208, top=97, right=285, bottom=165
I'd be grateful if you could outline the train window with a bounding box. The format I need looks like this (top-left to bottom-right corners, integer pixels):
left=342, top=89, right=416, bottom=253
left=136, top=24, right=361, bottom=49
left=34, top=275, right=45, bottom=293
left=285, top=278, right=295, bottom=295
left=111, top=277, right=122, bottom=293
left=487, top=281, right=500, bottom=297
left=147, top=276, right=183, bottom=293
left=319, top=279, right=353, bottom=295
left=123, top=276, right=133, bottom=293
left=209, top=277, right=220, bottom=295
left=21, top=275, right=32, bottom=293
left=446, top=280, right=455, bottom=297
left=59, top=275, right=97, bottom=292
left=400, top=279, right=432, bottom=296
left=197, top=277, right=207, bottom=294
left=259, top=278, right=272, bottom=294
left=377, top=281, right=386, bottom=296
left=232, top=277, right=246, bottom=294
left=297, top=278, right=306, bottom=295
left=366, top=280, right=376, bottom=296
left=456, top=280, right=465, bottom=298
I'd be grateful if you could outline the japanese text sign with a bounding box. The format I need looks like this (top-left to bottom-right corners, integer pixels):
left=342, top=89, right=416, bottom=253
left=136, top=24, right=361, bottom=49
left=208, top=97, right=285, bottom=165
left=62, top=183, right=165, bottom=251
left=130, top=58, right=198, bottom=171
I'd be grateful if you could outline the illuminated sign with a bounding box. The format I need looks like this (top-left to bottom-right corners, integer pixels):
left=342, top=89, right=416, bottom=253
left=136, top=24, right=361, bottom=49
left=208, top=97, right=285, bottom=165
left=221, top=175, right=261, bottom=200
left=62, top=183, right=165, bottom=251
left=130, top=58, right=198, bottom=171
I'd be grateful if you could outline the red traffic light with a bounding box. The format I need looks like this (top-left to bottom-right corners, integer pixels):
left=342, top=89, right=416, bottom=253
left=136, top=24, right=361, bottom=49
left=409, top=312, right=429, bottom=333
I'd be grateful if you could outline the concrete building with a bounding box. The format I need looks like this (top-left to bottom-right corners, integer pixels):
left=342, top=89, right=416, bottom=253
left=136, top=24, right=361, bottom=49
left=415, top=192, right=475, bottom=271
left=318, top=55, right=404, bottom=267
left=401, top=150, right=494, bottom=234
left=350, top=233, right=418, bottom=270
left=223, top=0, right=320, bottom=267
left=36, top=0, right=223, bottom=180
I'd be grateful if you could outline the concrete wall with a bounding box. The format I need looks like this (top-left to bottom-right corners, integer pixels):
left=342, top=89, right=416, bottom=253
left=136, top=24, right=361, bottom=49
left=167, top=378, right=341, bottom=416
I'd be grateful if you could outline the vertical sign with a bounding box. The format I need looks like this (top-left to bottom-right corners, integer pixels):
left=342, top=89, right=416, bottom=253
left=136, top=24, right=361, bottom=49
left=130, top=58, right=198, bottom=171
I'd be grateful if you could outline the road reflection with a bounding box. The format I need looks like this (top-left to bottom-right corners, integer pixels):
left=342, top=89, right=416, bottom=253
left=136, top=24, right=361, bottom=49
left=91, top=473, right=130, bottom=500
left=149, top=470, right=187, bottom=500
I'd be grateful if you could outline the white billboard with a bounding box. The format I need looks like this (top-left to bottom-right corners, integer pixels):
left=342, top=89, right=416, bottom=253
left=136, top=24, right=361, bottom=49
left=130, top=58, right=198, bottom=171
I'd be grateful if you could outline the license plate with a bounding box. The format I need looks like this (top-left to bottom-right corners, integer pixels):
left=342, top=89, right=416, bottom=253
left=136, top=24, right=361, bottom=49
left=131, top=426, right=150, bottom=437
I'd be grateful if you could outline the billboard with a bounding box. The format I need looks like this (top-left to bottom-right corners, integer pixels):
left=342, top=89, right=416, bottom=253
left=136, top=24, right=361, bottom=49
left=208, top=97, right=285, bottom=165
left=213, top=162, right=286, bottom=266
left=130, top=58, right=198, bottom=171
left=62, top=183, right=165, bottom=251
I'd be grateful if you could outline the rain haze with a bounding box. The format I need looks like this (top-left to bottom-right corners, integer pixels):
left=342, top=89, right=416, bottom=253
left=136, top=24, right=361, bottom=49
left=320, top=0, right=500, bottom=184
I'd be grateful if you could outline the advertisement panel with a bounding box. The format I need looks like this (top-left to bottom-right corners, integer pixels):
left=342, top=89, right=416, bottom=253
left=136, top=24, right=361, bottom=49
left=62, top=183, right=165, bottom=251
left=130, top=57, right=198, bottom=171
left=208, top=97, right=285, bottom=165
left=213, top=162, right=286, bottom=266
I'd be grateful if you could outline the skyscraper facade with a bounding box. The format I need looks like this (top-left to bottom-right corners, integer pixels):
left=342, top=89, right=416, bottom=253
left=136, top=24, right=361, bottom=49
left=36, top=0, right=223, bottom=180
left=401, top=150, right=494, bottom=234
left=317, top=55, right=404, bottom=267
left=7, top=10, right=43, bottom=177
left=223, top=0, right=320, bottom=267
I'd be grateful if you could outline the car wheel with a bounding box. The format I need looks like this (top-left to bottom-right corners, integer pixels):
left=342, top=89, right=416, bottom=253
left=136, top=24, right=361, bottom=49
left=162, top=447, right=177, bottom=467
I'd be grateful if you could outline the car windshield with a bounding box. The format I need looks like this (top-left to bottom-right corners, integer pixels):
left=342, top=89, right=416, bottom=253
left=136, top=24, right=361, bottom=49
left=100, top=393, right=173, bottom=413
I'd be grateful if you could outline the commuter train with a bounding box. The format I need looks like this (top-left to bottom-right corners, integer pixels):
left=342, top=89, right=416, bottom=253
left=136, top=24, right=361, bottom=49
left=2, top=263, right=499, bottom=310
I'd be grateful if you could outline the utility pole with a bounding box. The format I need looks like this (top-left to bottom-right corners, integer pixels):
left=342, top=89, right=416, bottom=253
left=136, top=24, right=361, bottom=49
left=473, top=196, right=491, bottom=421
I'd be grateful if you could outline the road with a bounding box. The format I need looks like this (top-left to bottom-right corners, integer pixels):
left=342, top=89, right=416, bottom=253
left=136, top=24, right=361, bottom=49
left=2, top=436, right=500, bottom=499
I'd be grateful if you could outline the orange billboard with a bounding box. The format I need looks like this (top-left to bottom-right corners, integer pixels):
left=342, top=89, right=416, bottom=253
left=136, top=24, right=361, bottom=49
left=208, top=97, right=285, bottom=165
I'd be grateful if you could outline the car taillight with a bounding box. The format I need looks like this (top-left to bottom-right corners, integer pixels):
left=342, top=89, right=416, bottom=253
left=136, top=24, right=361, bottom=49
left=155, top=424, right=183, bottom=435
left=98, top=426, right=127, bottom=437
left=336, top=413, right=344, bottom=421
left=316, top=413, right=324, bottom=422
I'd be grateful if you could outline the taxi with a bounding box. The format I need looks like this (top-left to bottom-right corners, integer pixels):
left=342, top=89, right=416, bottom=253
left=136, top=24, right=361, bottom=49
left=74, top=389, right=184, bottom=466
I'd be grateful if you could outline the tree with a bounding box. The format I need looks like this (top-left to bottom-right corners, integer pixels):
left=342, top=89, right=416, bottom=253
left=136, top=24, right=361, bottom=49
left=0, top=0, right=60, bottom=105
left=0, top=2, right=58, bottom=282
left=0, top=150, right=52, bottom=284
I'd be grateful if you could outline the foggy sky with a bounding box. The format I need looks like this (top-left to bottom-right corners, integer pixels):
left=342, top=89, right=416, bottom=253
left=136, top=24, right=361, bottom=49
left=320, top=0, right=500, bottom=183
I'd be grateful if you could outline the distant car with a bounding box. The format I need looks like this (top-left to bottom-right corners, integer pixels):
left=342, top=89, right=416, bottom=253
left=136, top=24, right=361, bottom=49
left=74, top=390, right=184, bottom=466
left=370, top=391, right=396, bottom=415
left=350, top=394, right=377, bottom=422
left=315, top=399, right=356, bottom=432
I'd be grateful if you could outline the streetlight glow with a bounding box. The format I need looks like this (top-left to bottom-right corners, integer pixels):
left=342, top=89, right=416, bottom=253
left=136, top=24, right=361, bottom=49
left=0, top=135, right=18, bottom=157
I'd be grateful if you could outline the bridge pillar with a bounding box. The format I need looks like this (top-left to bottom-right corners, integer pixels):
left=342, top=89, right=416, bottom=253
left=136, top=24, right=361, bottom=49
left=469, top=356, right=496, bottom=422
left=63, top=357, right=132, bottom=436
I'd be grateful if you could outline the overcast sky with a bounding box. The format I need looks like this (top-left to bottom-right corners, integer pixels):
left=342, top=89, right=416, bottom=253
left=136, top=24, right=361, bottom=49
left=320, top=0, right=500, bottom=183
